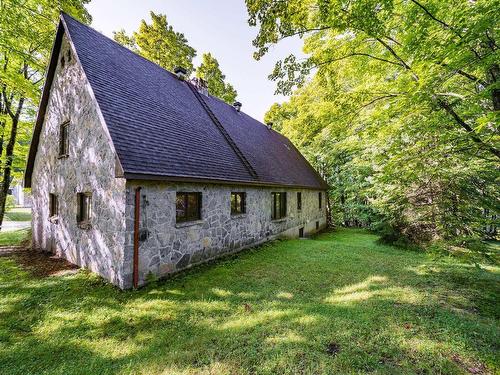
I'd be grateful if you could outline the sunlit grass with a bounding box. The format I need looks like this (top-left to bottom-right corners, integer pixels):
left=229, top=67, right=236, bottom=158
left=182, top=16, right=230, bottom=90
left=0, top=228, right=498, bottom=374
left=4, top=208, right=31, bottom=222
left=0, top=228, right=29, bottom=246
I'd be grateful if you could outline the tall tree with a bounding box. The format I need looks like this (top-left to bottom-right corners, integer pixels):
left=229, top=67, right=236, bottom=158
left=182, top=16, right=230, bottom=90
left=112, top=29, right=138, bottom=52
left=196, top=53, right=237, bottom=104
left=113, top=12, right=196, bottom=74
left=248, top=0, right=499, bottom=159
left=253, top=0, right=499, bottom=246
left=0, top=0, right=91, bottom=229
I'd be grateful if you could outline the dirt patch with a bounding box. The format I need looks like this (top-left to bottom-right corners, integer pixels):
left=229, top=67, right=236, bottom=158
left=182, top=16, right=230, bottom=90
left=0, top=247, right=79, bottom=278
left=451, top=353, right=489, bottom=375
left=326, top=342, right=341, bottom=356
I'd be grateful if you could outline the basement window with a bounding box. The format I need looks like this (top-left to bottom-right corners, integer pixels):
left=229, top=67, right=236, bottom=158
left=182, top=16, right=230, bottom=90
left=77, top=192, right=92, bottom=228
left=49, top=193, right=58, bottom=221
left=271, top=192, right=287, bottom=220
left=176, top=192, right=202, bottom=223
left=231, top=192, right=246, bottom=215
left=297, top=192, right=302, bottom=211
left=58, top=121, right=69, bottom=158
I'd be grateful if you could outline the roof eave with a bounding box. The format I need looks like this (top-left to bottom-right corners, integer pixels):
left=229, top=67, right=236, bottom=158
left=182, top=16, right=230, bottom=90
left=123, top=172, right=328, bottom=190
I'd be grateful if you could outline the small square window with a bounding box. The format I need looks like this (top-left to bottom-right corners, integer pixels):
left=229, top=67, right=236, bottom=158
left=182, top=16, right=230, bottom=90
left=77, top=192, right=92, bottom=226
left=231, top=192, right=246, bottom=215
left=272, top=192, right=287, bottom=220
left=176, top=192, right=202, bottom=223
left=49, top=193, right=58, bottom=218
left=297, top=192, right=302, bottom=211
left=59, top=121, right=69, bottom=157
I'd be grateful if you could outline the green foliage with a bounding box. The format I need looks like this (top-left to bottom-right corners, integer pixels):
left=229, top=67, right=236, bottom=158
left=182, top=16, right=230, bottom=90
left=113, top=11, right=196, bottom=74
left=0, top=0, right=90, bottom=226
left=114, top=16, right=238, bottom=104
left=196, top=53, right=237, bottom=104
left=4, top=196, right=15, bottom=212
left=0, top=228, right=29, bottom=246
left=112, top=29, right=138, bottom=52
left=0, top=229, right=498, bottom=373
left=250, top=0, right=499, bottom=247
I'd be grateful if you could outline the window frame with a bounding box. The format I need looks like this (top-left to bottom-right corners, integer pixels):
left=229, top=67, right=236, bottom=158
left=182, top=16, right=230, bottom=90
left=76, top=192, right=92, bottom=228
left=49, top=193, right=58, bottom=219
left=58, top=121, right=70, bottom=158
left=297, top=192, right=302, bottom=211
left=176, top=192, right=202, bottom=223
left=231, top=192, right=246, bottom=216
left=271, top=192, right=287, bottom=220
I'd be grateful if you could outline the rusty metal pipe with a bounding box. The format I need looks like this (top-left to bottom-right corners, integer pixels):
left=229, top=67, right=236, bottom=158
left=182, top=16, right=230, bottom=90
left=133, top=187, right=141, bottom=288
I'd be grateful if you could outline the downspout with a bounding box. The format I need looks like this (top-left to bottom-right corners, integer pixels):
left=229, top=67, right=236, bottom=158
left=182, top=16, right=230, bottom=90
left=133, top=187, right=141, bottom=288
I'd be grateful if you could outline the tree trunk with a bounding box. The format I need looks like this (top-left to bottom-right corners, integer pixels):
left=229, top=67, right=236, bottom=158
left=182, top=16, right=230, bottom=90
left=0, top=97, right=24, bottom=230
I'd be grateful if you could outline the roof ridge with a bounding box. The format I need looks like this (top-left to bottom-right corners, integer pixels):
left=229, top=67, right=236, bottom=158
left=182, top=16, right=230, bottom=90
left=186, top=82, right=259, bottom=181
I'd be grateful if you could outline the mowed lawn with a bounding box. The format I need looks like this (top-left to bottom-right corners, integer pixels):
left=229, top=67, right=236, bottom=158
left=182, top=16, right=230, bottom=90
left=0, top=229, right=498, bottom=375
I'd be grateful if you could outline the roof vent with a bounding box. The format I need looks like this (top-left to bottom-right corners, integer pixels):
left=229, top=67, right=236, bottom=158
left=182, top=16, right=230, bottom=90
left=267, top=122, right=273, bottom=130
left=174, top=66, right=187, bottom=80
left=233, top=101, right=242, bottom=112
left=233, top=102, right=242, bottom=112
left=190, top=77, right=208, bottom=96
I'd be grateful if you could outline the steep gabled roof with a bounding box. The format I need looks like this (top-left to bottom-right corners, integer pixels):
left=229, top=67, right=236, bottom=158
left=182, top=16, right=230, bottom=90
left=25, top=13, right=328, bottom=190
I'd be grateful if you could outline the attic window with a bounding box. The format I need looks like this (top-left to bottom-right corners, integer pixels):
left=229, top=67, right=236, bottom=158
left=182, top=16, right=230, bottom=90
left=67, top=49, right=72, bottom=63
left=60, top=55, right=65, bottom=68
left=58, top=121, right=69, bottom=157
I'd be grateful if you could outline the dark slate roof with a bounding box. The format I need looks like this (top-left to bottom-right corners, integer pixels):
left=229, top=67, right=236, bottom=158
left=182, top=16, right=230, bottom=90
left=25, top=13, right=328, bottom=190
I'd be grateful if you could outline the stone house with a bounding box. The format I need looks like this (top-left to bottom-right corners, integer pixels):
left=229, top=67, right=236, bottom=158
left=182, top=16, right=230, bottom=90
left=24, top=14, right=328, bottom=289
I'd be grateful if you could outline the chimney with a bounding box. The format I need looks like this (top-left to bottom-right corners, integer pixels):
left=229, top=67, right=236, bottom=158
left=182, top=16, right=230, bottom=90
left=190, top=77, right=209, bottom=96
left=233, top=101, right=242, bottom=112
left=267, top=122, right=273, bottom=130
left=174, top=66, right=187, bottom=80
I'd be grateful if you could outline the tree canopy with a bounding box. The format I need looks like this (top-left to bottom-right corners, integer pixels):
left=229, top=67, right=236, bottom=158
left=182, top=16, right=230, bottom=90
left=248, top=0, right=499, bottom=247
left=113, top=14, right=238, bottom=103
left=196, top=53, right=238, bottom=104
left=113, top=12, right=196, bottom=73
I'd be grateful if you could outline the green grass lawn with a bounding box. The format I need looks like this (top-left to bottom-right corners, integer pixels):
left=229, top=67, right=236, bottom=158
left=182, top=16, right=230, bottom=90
left=0, top=228, right=29, bottom=246
left=4, top=207, right=31, bottom=222
left=0, top=229, right=498, bottom=375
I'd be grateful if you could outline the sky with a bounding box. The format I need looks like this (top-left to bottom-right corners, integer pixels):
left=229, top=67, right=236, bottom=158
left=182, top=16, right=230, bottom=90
left=86, top=0, right=304, bottom=121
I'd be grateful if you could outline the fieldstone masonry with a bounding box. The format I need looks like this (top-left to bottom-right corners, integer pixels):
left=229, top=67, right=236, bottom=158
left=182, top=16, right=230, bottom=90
left=30, top=34, right=327, bottom=289
left=31, top=36, right=127, bottom=287
left=123, top=182, right=327, bottom=288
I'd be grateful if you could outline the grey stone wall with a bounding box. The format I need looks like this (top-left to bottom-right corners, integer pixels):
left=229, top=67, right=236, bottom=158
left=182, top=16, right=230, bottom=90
left=31, top=35, right=128, bottom=287
left=123, top=181, right=327, bottom=288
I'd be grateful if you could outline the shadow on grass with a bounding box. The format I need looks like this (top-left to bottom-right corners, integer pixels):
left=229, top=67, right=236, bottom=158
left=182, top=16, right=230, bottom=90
left=0, top=229, right=498, bottom=375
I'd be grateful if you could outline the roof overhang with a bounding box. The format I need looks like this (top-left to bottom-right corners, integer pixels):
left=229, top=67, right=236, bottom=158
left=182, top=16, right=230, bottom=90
left=124, top=172, right=329, bottom=190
